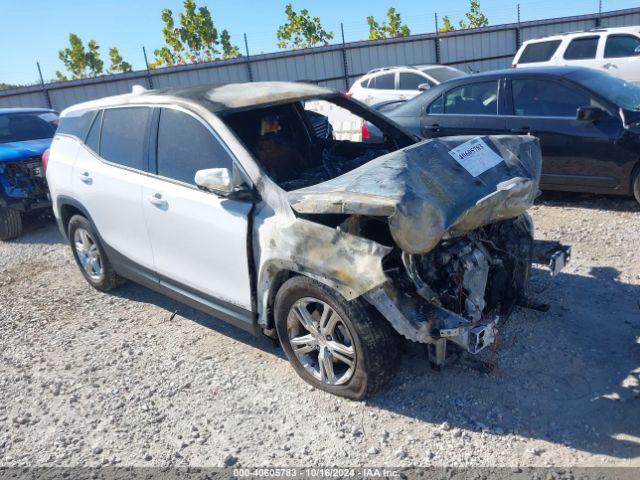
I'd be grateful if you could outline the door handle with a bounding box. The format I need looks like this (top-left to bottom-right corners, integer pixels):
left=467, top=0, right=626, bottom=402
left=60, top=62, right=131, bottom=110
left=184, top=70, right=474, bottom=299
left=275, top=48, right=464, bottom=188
left=423, top=124, right=441, bottom=133
left=510, top=127, right=531, bottom=134
left=603, top=63, right=618, bottom=70
left=79, top=171, right=92, bottom=184
left=147, top=193, right=168, bottom=209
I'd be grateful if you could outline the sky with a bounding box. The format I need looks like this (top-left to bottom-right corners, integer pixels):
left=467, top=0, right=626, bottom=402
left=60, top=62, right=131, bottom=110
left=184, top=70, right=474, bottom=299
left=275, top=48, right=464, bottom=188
left=1, top=0, right=638, bottom=85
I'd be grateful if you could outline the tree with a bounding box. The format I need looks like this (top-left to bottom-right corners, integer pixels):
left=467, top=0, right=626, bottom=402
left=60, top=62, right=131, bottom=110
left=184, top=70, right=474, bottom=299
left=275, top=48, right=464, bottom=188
left=276, top=3, right=334, bottom=49
left=367, top=7, right=411, bottom=40
left=108, top=47, right=132, bottom=74
left=438, top=1, right=488, bottom=32
left=465, top=0, right=489, bottom=28
left=152, top=0, right=240, bottom=67
left=439, top=16, right=455, bottom=33
left=220, top=29, right=241, bottom=59
left=56, top=33, right=104, bottom=80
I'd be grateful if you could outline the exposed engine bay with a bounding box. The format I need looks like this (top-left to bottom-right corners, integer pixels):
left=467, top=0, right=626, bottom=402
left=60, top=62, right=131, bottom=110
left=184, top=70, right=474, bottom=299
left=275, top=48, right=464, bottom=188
left=0, top=158, right=49, bottom=209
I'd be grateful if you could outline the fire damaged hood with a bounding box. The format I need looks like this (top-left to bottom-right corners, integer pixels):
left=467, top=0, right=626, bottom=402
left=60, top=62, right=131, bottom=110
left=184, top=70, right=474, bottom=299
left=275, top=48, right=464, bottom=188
left=288, top=135, right=542, bottom=255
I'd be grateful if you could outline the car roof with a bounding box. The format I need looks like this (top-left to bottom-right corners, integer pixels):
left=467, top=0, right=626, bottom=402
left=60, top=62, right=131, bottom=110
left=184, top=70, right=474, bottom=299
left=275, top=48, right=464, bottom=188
left=62, top=81, right=335, bottom=116
left=522, top=25, right=640, bottom=43
left=387, top=66, right=590, bottom=116
left=0, top=108, right=57, bottom=115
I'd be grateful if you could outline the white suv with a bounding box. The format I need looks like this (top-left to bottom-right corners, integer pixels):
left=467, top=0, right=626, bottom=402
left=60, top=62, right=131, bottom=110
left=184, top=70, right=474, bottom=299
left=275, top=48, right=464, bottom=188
left=513, top=26, right=640, bottom=83
left=348, top=65, right=466, bottom=105
left=46, top=82, right=568, bottom=399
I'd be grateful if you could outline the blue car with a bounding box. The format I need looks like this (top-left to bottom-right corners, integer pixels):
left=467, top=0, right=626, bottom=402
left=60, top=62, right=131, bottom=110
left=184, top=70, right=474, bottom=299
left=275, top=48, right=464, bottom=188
left=0, top=108, right=58, bottom=240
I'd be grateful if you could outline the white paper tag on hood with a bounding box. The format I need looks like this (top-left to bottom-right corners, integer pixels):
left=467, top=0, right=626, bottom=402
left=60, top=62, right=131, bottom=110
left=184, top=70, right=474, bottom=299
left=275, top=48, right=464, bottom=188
left=448, top=137, right=504, bottom=177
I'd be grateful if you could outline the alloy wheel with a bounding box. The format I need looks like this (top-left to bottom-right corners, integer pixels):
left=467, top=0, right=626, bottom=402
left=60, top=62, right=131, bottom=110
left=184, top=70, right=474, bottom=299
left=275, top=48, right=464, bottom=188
left=74, top=228, right=104, bottom=282
left=287, top=297, right=357, bottom=385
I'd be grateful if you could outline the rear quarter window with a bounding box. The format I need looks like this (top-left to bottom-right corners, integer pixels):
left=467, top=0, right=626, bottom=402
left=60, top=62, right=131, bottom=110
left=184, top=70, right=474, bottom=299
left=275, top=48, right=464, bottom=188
left=57, top=111, right=93, bottom=139
left=564, top=36, right=599, bottom=60
left=518, top=40, right=562, bottom=63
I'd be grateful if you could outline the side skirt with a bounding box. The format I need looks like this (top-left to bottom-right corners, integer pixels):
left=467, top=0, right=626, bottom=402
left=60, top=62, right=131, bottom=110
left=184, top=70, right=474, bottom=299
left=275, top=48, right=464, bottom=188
left=102, top=242, right=259, bottom=336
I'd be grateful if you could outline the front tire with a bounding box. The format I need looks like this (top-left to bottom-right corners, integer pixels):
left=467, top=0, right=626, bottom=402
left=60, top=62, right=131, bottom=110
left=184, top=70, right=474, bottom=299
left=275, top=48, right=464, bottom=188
left=0, top=207, right=22, bottom=241
left=68, top=215, right=124, bottom=292
left=274, top=276, right=399, bottom=400
left=633, top=168, right=640, bottom=205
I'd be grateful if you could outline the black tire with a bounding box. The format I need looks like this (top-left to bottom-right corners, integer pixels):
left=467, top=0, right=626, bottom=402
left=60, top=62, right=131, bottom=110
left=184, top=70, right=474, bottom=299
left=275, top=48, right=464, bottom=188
left=274, top=276, right=399, bottom=400
left=68, top=215, right=124, bottom=292
left=633, top=168, right=640, bottom=205
left=0, top=207, right=22, bottom=241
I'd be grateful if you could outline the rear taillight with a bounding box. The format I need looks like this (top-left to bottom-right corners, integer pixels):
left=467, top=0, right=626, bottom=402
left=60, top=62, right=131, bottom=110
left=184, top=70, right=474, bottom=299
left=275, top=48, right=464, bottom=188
left=345, top=91, right=353, bottom=98
left=42, top=148, right=50, bottom=171
left=511, top=63, right=517, bottom=68
left=361, top=120, right=369, bottom=139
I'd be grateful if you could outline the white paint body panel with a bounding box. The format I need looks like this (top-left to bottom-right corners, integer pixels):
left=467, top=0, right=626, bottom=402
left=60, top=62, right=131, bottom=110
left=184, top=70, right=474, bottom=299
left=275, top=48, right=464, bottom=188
left=72, top=146, right=154, bottom=269
left=139, top=175, right=253, bottom=310
left=46, top=135, right=81, bottom=221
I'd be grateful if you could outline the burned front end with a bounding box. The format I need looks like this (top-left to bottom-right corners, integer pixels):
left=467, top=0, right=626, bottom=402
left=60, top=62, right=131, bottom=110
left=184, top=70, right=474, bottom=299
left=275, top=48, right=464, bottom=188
left=288, top=135, right=570, bottom=366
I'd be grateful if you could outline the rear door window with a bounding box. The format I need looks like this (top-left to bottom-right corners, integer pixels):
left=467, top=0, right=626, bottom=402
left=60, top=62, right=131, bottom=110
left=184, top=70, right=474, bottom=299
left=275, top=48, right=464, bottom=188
left=100, top=107, right=151, bottom=171
left=604, top=34, right=640, bottom=58
left=512, top=79, right=591, bottom=117
left=399, top=73, right=429, bottom=90
left=443, top=81, right=498, bottom=115
left=156, top=108, right=234, bottom=185
left=564, top=36, right=599, bottom=60
left=518, top=40, right=562, bottom=63
left=369, top=73, right=395, bottom=90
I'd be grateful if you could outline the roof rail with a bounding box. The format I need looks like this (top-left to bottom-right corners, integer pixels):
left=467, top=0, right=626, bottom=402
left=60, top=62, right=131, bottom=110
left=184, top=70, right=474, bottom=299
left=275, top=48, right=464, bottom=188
left=366, top=65, right=420, bottom=75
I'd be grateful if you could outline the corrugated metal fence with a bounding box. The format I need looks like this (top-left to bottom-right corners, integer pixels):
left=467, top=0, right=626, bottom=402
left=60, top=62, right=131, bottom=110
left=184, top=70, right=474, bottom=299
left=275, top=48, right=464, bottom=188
left=2, top=7, right=640, bottom=112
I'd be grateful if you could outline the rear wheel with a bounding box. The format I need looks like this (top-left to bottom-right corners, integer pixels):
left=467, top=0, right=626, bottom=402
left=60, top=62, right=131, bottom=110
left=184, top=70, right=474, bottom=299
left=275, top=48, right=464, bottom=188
left=633, top=169, right=640, bottom=205
left=274, top=276, right=399, bottom=400
left=0, top=207, right=22, bottom=241
left=68, top=215, right=124, bottom=292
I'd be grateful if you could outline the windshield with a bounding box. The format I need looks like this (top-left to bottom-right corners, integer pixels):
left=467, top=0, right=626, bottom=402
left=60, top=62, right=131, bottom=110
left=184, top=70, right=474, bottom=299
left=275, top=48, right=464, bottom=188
left=570, top=69, right=640, bottom=111
left=422, top=67, right=466, bottom=83
left=0, top=112, right=58, bottom=143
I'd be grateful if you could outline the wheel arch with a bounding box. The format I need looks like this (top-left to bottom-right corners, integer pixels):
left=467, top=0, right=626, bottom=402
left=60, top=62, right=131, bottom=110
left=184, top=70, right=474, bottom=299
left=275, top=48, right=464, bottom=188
left=57, top=196, right=93, bottom=239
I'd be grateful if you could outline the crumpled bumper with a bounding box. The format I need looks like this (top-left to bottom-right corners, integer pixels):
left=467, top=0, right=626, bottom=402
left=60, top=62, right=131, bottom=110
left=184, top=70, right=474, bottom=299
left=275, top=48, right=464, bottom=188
left=365, top=240, right=570, bottom=364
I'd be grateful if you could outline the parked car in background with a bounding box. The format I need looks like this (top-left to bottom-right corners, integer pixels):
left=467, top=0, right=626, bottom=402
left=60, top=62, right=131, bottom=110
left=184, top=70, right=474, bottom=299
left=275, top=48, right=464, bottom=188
left=0, top=108, right=58, bottom=240
left=373, top=66, right=640, bottom=204
left=513, top=26, right=640, bottom=83
left=347, top=65, right=466, bottom=106
left=46, top=82, right=567, bottom=399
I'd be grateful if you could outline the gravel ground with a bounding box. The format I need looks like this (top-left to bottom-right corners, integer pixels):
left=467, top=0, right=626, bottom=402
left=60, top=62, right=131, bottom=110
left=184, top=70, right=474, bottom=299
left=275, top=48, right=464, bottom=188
left=1, top=193, right=639, bottom=468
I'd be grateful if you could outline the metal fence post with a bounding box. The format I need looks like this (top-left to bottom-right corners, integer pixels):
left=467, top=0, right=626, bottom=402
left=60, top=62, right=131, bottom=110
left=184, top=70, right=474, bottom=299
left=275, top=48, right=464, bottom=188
left=434, top=13, right=441, bottom=64
left=340, top=23, right=350, bottom=91
left=244, top=33, right=254, bottom=82
left=142, top=47, right=154, bottom=89
left=596, top=0, right=603, bottom=27
left=516, top=4, right=522, bottom=49
left=36, top=62, right=52, bottom=110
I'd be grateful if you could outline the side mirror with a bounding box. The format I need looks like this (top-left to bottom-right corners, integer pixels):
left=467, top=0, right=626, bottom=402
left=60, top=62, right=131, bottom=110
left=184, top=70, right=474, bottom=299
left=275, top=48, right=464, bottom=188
left=194, top=168, right=234, bottom=195
left=576, top=106, right=603, bottom=123
left=418, top=83, right=431, bottom=91
left=634, top=45, right=640, bottom=56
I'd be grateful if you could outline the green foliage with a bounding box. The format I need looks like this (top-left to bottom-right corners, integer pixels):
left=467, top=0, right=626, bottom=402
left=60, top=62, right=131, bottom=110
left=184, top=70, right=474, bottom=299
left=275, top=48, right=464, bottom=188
left=152, top=0, right=240, bottom=68
left=0, top=83, right=18, bottom=91
left=367, top=7, right=411, bottom=40
left=108, top=47, right=132, bottom=74
left=438, top=1, right=488, bottom=33
left=465, top=0, right=489, bottom=28
left=439, top=16, right=455, bottom=33
left=56, top=33, right=105, bottom=80
left=221, top=29, right=241, bottom=59
left=276, top=3, right=334, bottom=49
